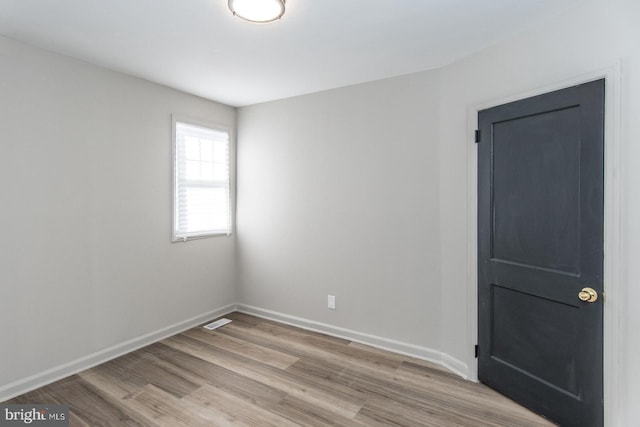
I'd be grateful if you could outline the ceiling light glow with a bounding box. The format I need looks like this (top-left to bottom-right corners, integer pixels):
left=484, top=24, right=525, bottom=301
left=228, top=0, right=285, bottom=23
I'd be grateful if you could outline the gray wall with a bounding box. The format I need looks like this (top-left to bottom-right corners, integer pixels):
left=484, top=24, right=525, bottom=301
left=237, top=71, right=443, bottom=350
left=0, top=36, right=237, bottom=395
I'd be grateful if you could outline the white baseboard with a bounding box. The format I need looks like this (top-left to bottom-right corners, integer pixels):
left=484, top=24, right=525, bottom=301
left=0, top=304, right=237, bottom=403
left=236, top=304, right=469, bottom=380
left=441, top=352, right=469, bottom=380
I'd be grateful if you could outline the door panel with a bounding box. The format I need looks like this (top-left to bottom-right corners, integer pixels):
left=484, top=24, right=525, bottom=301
left=478, top=79, right=604, bottom=427
left=492, top=106, right=581, bottom=273
left=491, top=285, right=580, bottom=396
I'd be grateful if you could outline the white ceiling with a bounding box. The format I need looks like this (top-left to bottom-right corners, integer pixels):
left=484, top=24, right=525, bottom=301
left=0, top=0, right=579, bottom=107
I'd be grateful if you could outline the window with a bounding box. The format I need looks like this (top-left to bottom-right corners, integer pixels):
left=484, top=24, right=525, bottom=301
left=173, top=119, right=231, bottom=241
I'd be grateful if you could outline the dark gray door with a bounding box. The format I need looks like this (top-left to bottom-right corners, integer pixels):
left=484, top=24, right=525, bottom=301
left=477, top=79, right=605, bottom=427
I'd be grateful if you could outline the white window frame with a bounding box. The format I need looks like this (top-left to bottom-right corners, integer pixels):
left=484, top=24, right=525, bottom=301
left=172, top=115, right=234, bottom=242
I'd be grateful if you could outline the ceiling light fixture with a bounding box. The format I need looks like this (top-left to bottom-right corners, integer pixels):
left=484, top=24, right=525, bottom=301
left=228, top=0, right=285, bottom=23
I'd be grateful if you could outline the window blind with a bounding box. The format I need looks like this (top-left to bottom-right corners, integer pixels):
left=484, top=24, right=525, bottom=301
left=174, top=121, right=230, bottom=240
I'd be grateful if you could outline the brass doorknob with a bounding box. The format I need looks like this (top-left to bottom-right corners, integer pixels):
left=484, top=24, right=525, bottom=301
left=578, top=287, right=598, bottom=303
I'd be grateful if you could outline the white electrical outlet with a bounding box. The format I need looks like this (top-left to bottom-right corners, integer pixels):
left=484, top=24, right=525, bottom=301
left=328, top=295, right=336, bottom=310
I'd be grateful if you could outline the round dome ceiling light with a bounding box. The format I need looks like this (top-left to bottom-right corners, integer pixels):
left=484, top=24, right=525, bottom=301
left=228, top=0, right=285, bottom=23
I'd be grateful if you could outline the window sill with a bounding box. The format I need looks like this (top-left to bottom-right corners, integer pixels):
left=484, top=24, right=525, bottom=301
left=172, top=232, right=232, bottom=243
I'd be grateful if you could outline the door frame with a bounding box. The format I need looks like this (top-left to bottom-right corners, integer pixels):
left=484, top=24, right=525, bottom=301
left=465, top=64, right=622, bottom=427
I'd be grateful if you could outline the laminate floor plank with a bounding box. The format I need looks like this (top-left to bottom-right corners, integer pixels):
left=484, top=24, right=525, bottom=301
left=7, top=313, right=555, bottom=426
left=255, top=322, right=403, bottom=371
left=214, top=322, right=318, bottom=359
left=105, top=350, right=201, bottom=399
left=184, top=328, right=299, bottom=370
left=78, top=369, right=142, bottom=401
left=217, top=322, right=401, bottom=379
left=223, top=312, right=263, bottom=326
left=122, top=384, right=210, bottom=427
left=253, top=319, right=353, bottom=347
left=268, top=395, right=368, bottom=427
left=338, top=362, right=542, bottom=427
left=185, top=384, right=299, bottom=427
left=78, top=355, right=149, bottom=399
left=68, top=411, right=93, bottom=427
left=163, top=334, right=364, bottom=418
left=146, top=342, right=288, bottom=408
left=393, top=361, right=544, bottom=421
left=41, top=376, right=145, bottom=426
left=355, top=397, right=469, bottom=427
left=284, top=359, right=369, bottom=409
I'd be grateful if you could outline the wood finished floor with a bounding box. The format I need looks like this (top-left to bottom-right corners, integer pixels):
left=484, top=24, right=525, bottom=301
left=8, top=313, right=555, bottom=426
